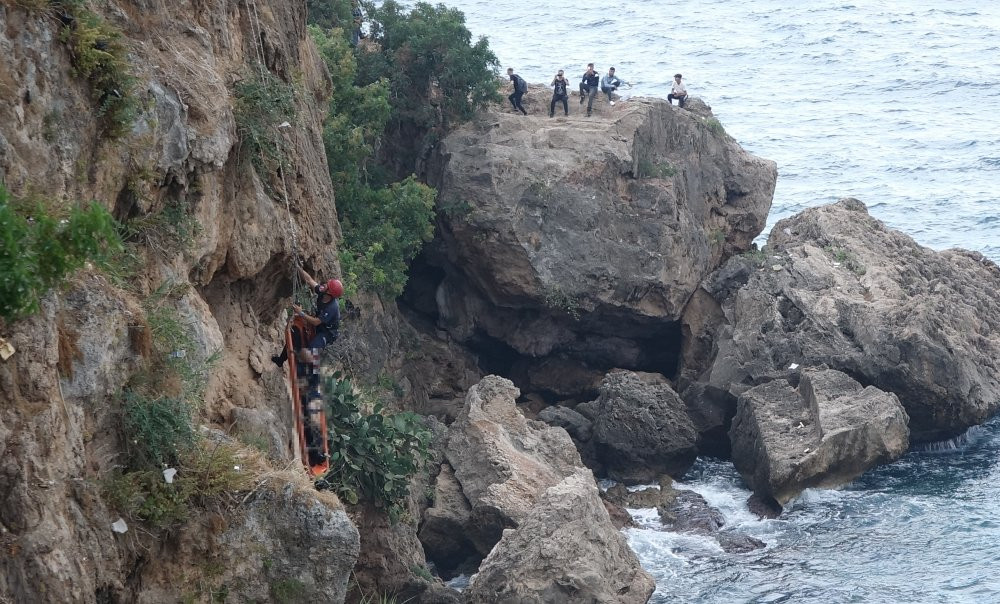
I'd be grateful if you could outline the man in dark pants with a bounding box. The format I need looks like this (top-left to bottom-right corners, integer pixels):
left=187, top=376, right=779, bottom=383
left=579, top=63, right=600, bottom=116
left=668, top=73, right=688, bottom=108
left=272, top=266, right=343, bottom=378
left=550, top=70, right=570, bottom=117
left=507, top=67, right=528, bottom=115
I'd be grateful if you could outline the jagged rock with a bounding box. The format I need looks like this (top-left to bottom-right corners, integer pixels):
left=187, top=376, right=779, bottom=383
left=425, top=92, right=776, bottom=379
left=729, top=368, right=909, bottom=505
left=602, top=496, right=638, bottom=530
left=465, top=469, right=655, bottom=604
left=444, top=376, right=583, bottom=554
left=696, top=199, right=1000, bottom=442
left=574, top=399, right=600, bottom=421
left=418, top=464, right=479, bottom=579
left=604, top=477, right=676, bottom=509
left=680, top=382, right=737, bottom=457
left=747, top=493, right=782, bottom=519
left=138, top=483, right=359, bottom=603
left=717, top=532, right=767, bottom=554
left=537, top=405, right=593, bottom=442
left=230, top=407, right=290, bottom=462
left=592, top=370, right=698, bottom=483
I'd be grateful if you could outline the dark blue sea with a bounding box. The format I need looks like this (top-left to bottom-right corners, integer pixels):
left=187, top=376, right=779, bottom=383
left=434, top=1, right=1000, bottom=601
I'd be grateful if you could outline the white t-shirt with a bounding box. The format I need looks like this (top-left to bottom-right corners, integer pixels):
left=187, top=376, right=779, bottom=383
left=672, top=80, right=687, bottom=95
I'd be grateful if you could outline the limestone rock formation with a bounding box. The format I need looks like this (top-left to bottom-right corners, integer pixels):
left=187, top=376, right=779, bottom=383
left=416, top=92, right=776, bottom=397
left=418, top=463, right=479, bottom=578
left=137, top=483, right=359, bottom=603
left=592, top=370, right=699, bottom=483
left=691, top=198, right=1000, bottom=441
left=464, top=469, right=656, bottom=604
left=443, top=375, right=583, bottom=553
left=729, top=368, right=909, bottom=505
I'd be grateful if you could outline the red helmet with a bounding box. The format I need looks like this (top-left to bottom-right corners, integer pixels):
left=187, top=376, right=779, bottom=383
left=322, top=278, right=344, bottom=298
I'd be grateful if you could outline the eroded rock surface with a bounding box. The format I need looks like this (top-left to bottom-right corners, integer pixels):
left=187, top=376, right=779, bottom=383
left=690, top=199, right=1000, bottom=442
left=464, top=469, right=655, bottom=604
left=592, top=370, right=698, bottom=483
left=730, top=368, right=909, bottom=505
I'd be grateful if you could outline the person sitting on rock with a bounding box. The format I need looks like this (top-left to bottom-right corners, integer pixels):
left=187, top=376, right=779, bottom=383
left=550, top=70, right=570, bottom=117
left=579, top=63, right=600, bottom=117
left=507, top=67, right=529, bottom=115
left=668, top=73, right=688, bottom=108
left=272, top=266, right=343, bottom=373
left=600, top=67, right=626, bottom=106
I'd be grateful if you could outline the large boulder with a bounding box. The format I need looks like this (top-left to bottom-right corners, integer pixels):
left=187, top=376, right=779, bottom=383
left=418, top=463, right=479, bottom=579
left=422, top=94, right=776, bottom=384
left=592, top=371, right=699, bottom=483
left=729, top=368, right=909, bottom=505
left=444, top=376, right=583, bottom=553
left=464, top=469, right=655, bottom=604
left=691, top=198, right=1000, bottom=442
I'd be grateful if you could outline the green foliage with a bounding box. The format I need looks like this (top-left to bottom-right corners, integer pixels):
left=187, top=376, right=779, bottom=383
left=826, top=245, right=867, bottom=276
left=0, top=184, right=121, bottom=322
left=103, top=442, right=253, bottom=528
left=56, top=2, right=139, bottom=138
left=337, top=177, right=436, bottom=297
left=709, top=228, right=726, bottom=247
left=122, top=391, right=196, bottom=468
left=637, top=158, right=677, bottom=179
left=124, top=199, right=202, bottom=254
left=307, top=0, right=354, bottom=36
left=741, top=245, right=768, bottom=267
left=542, top=285, right=581, bottom=320
left=437, top=198, right=472, bottom=219
left=320, top=373, right=431, bottom=520
left=270, top=578, right=307, bottom=603
left=704, top=117, right=727, bottom=136
left=409, top=564, right=433, bottom=582
left=233, top=68, right=297, bottom=177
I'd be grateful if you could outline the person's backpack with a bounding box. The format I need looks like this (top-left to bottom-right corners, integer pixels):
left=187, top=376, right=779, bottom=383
left=516, top=75, right=528, bottom=94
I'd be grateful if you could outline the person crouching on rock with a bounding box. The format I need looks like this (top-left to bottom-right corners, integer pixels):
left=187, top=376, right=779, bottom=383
left=668, top=73, right=688, bottom=108
left=272, top=267, right=343, bottom=374
left=550, top=70, right=570, bottom=117
left=600, top=67, right=625, bottom=106
left=507, top=67, right=529, bottom=115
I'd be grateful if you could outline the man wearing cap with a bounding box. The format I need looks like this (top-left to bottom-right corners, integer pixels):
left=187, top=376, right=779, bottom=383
left=272, top=266, right=343, bottom=369
left=668, top=73, right=688, bottom=108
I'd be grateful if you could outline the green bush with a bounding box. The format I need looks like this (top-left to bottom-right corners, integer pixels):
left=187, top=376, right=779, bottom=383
left=637, top=158, right=677, bottom=179
left=704, top=117, right=727, bottom=136
left=56, top=2, right=139, bottom=139
left=320, top=373, right=431, bottom=520
left=234, top=68, right=297, bottom=177
left=337, top=177, right=436, bottom=297
left=0, top=184, right=121, bottom=322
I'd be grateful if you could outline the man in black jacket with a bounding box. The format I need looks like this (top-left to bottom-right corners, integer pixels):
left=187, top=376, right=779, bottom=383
left=579, top=63, right=599, bottom=116
left=507, top=67, right=528, bottom=115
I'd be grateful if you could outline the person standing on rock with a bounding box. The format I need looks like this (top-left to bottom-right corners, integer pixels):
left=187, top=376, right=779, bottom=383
left=350, top=0, right=364, bottom=47
left=668, top=73, right=688, bottom=108
left=579, top=63, right=600, bottom=116
left=507, top=68, right=529, bottom=115
left=550, top=70, right=570, bottom=117
left=600, top=67, right=626, bottom=106
left=272, top=267, right=343, bottom=374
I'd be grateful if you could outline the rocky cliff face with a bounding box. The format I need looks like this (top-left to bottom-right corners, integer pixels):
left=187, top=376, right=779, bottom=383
left=410, top=93, right=776, bottom=404
left=0, top=1, right=359, bottom=601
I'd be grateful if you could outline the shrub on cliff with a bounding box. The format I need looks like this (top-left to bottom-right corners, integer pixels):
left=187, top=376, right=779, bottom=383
left=320, top=373, right=431, bottom=520
left=0, top=184, right=121, bottom=322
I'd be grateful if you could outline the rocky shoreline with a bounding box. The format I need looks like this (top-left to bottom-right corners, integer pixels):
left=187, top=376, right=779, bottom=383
left=2, top=0, right=999, bottom=599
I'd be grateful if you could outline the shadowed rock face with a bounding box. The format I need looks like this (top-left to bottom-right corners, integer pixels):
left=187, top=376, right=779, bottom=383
left=686, top=198, right=1000, bottom=442
left=411, top=94, right=776, bottom=399
left=729, top=368, right=909, bottom=505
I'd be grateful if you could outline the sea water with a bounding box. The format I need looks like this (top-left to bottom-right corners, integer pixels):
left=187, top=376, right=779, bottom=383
left=423, top=1, right=1000, bottom=601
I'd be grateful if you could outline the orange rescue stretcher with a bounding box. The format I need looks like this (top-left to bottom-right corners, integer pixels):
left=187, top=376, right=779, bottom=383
left=284, top=315, right=330, bottom=476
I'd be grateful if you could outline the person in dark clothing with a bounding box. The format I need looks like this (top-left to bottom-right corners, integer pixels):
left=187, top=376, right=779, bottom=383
left=550, top=70, right=570, bottom=117
left=507, top=68, right=528, bottom=115
left=272, top=267, right=343, bottom=370
left=350, top=0, right=364, bottom=47
left=579, top=63, right=599, bottom=116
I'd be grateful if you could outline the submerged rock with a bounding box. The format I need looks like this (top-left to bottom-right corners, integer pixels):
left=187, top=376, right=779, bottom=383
left=592, top=370, right=698, bottom=483
left=465, top=469, right=655, bottom=604
left=729, top=368, right=909, bottom=505
left=693, top=199, right=1000, bottom=442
